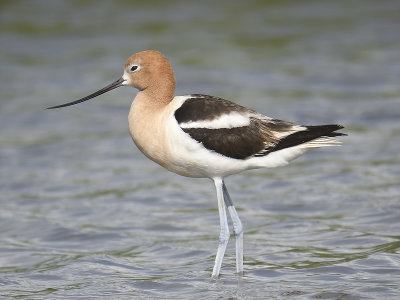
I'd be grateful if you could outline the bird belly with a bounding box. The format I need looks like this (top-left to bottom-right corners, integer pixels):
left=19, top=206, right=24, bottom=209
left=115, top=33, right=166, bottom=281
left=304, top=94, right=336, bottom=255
left=128, top=98, right=254, bottom=178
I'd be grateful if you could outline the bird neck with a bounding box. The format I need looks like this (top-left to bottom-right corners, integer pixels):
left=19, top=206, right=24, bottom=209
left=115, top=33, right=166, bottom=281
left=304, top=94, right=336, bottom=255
left=143, top=85, right=175, bottom=108
left=138, top=69, right=176, bottom=109
left=131, top=83, right=175, bottom=118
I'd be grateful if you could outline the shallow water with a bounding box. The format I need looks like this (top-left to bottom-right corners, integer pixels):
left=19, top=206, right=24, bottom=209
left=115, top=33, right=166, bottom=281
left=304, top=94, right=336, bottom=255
left=1, top=0, right=400, bottom=299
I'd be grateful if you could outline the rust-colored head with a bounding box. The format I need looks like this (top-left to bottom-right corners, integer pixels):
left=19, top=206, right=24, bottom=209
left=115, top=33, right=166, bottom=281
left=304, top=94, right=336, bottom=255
left=47, top=50, right=176, bottom=109
left=122, top=50, right=175, bottom=92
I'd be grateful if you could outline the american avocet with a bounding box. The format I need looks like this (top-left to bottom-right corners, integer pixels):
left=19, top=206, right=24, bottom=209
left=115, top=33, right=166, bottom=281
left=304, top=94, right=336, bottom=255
left=48, top=50, right=345, bottom=277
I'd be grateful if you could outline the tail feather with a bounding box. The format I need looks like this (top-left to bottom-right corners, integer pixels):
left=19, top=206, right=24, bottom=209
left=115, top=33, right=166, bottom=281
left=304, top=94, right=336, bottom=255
left=271, top=124, right=345, bottom=153
left=305, top=136, right=342, bottom=148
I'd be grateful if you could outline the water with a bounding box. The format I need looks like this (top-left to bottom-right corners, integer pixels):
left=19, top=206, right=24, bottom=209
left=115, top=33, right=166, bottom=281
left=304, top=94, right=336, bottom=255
left=1, top=0, right=399, bottom=298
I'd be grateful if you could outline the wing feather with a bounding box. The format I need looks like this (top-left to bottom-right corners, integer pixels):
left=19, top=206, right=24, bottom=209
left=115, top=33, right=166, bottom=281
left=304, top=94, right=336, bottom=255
left=174, top=94, right=345, bottom=160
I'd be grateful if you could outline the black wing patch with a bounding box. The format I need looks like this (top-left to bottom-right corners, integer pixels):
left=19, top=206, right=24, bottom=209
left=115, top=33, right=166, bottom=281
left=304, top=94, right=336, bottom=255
left=181, top=122, right=268, bottom=159
left=174, top=94, right=249, bottom=124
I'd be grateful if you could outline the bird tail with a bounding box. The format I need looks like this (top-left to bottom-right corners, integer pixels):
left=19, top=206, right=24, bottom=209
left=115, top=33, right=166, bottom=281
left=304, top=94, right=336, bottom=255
left=304, top=136, right=342, bottom=148
left=301, top=124, right=346, bottom=148
left=272, top=124, right=346, bottom=152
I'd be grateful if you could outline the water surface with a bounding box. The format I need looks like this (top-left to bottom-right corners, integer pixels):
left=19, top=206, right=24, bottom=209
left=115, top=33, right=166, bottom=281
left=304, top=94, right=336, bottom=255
left=1, top=0, right=399, bottom=299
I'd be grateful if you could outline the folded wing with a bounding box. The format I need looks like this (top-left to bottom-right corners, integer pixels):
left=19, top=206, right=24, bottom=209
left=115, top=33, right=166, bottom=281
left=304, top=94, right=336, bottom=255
left=174, top=94, right=345, bottom=160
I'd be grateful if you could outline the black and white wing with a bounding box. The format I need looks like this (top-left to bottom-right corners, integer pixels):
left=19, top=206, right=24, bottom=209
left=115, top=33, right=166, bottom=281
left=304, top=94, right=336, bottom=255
left=174, top=94, right=345, bottom=160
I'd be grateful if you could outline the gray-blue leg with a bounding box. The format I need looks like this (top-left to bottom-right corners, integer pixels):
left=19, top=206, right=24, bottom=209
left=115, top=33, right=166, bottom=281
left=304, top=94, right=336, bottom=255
left=223, top=181, right=244, bottom=275
left=212, top=178, right=230, bottom=278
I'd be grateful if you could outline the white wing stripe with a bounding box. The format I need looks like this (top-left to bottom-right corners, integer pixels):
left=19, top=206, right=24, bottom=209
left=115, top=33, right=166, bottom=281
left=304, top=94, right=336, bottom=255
left=179, top=112, right=251, bottom=129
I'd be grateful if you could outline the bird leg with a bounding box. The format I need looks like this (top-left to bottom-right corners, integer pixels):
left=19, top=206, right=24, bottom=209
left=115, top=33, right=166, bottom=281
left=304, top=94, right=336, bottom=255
left=212, top=178, right=230, bottom=278
left=211, top=178, right=244, bottom=277
left=223, top=181, right=244, bottom=275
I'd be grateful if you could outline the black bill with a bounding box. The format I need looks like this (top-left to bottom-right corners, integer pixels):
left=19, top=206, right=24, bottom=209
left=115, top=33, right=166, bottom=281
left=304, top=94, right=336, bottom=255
left=47, top=77, right=125, bottom=109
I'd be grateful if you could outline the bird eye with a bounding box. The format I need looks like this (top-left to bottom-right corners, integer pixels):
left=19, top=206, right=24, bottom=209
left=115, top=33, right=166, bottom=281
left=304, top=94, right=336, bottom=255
left=130, top=65, right=139, bottom=72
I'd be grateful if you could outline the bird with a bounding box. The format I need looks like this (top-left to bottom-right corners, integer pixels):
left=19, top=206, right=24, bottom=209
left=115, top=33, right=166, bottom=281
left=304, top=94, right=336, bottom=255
left=48, top=50, right=345, bottom=277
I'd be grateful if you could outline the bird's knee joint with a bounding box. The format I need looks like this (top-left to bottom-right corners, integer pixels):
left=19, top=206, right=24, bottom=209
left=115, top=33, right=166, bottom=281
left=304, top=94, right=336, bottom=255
left=233, top=222, right=243, bottom=237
